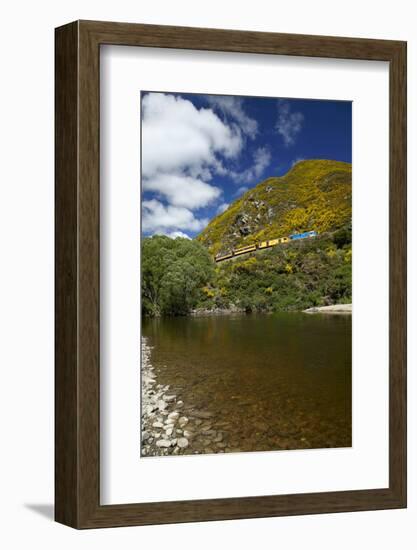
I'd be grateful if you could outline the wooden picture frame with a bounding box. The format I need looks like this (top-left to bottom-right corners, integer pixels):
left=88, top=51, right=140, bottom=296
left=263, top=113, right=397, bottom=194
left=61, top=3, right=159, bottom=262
left=55, top=20, right=407, bottom=528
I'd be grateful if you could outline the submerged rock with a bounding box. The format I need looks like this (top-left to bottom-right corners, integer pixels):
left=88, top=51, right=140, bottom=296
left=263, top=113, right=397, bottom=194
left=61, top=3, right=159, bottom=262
left=178, top=416, right=188, bottom=427
left=192, top=410, right=215, bottom=419
left=177, top=437, right=189, bottom=449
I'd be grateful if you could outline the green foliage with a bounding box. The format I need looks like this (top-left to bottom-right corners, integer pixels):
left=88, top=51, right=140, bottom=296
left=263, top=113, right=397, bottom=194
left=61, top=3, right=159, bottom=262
left=142, top=160, right=352, bottom=316
left=142, top=233, right=351, bottom=316
left=332, top=224, right=352, bottom=248
left=208, top=232, right=352, bottom=313
left=141, top=236, right=215, bottom=316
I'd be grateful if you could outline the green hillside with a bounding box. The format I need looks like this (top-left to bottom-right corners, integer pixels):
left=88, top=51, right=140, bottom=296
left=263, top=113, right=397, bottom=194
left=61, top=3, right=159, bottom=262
left=142, top=159, right=352, bottom=316
left=197, top=159, right=352, bottom=256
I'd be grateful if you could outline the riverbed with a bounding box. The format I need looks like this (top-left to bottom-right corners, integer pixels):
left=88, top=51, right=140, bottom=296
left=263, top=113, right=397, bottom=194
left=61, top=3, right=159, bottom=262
left=141, top=312, right=351, bottom=456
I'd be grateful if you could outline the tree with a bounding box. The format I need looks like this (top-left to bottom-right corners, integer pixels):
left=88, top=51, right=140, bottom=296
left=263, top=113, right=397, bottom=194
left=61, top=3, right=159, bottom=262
left=141, top=235, right=215, bottom=316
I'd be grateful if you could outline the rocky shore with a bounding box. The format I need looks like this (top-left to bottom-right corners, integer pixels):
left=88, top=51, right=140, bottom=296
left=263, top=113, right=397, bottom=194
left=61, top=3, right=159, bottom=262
left=189, top=305, right=245, bottom=316
left=303, top=303, right=352, bottom=314
left=141, top=337, right=231, bottom=457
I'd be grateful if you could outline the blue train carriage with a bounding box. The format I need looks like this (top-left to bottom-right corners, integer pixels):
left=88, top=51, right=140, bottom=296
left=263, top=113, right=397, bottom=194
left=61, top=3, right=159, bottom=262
left=289, top=230, right=318, bottom=241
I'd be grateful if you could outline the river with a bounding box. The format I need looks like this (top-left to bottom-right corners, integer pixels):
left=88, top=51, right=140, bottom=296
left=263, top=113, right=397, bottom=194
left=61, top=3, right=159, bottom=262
left=142, top=312, right=351, bottom=455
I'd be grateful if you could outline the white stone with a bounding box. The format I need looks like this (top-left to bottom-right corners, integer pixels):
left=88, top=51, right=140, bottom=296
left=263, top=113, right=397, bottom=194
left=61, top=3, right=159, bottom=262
left=156, top=439, right=171, bottom=448
left=164, top=395, right=176, bottom=403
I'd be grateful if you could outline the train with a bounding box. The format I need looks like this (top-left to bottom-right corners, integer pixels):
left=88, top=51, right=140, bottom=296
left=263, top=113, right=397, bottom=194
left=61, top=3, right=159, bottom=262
left=215, top=230, right=318, bottom=262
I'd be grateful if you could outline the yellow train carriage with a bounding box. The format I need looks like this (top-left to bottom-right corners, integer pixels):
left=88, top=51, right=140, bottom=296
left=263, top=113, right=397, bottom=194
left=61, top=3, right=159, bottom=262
left=267, top=238, right=279, bottom=246
left=214, top=231, right=317, bottom=261
left=233, top=244, right=257, bottom=256
left=215, top=252, right=233, bottom=262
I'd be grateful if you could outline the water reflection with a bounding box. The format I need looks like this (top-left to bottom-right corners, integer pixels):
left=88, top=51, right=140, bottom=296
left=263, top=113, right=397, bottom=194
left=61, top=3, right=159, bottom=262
left=142, top=313, right=351, bottom=453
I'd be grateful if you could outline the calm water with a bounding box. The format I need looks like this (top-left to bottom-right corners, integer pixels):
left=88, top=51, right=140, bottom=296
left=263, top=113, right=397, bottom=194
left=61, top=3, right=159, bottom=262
left=142, top=313, right=352, bottom=453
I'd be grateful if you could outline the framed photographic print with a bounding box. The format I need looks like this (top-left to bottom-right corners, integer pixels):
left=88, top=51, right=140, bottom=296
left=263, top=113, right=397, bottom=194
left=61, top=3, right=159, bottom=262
left=55, top=20, right=407, bottom=528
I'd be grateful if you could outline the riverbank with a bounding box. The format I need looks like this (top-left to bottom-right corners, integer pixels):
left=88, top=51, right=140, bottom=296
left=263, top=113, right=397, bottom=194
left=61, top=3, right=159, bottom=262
left=303, top=304, right=352, bottom=314
left=141, top=337, right=231, bottom=456
left=190, top=305, right=245, bottom=316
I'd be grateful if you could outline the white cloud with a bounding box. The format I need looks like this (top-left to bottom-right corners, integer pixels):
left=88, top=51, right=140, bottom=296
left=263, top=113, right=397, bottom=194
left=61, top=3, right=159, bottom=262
left=291, top=157, right=305, bottom=167
left=276, top=101, right=304, bottom=146
left=206, top=95, right=258, bottom=138
left=143, top=173, right=221, bottom=209
left=142, top=199, right=208, bottom=234
left=142, top=92, right=242, bottom=180
left=216, top=202, right=229, bottom=214
left=232, top=147, right=271, bottom=184
left=141, top=92, right=248, bottom=233
left=165, top=231, right=192, bottom=240
left=235, top=186, right=249, bottom=197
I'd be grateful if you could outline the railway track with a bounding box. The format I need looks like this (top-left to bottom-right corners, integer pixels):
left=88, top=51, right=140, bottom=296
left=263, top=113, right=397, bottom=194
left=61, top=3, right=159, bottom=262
left=214, top=231, right=318, bottom=263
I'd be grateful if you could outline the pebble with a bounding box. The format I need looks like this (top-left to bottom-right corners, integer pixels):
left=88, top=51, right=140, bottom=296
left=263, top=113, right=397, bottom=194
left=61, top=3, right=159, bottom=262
left=156, top=439, right=171, bottom=448
left=177, top=437, right=189, bottom=449
left=178, top=416, right=188, bottom=427
left=164, top=395, right=176, bottom=403
left=193, top=410, right=214, bottom=419
left=165, top=418, right=176, bottom=426
left=141, top=338, right=202, bottom=457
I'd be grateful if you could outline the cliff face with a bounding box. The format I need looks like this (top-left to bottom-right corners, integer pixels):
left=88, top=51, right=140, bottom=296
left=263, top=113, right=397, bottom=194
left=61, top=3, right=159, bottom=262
left=197, top=159, right=352, bottom=256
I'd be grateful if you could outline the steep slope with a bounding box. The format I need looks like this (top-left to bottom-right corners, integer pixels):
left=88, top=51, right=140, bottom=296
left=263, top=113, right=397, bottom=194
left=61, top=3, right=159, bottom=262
left=197, top=159, right=352, bottom=256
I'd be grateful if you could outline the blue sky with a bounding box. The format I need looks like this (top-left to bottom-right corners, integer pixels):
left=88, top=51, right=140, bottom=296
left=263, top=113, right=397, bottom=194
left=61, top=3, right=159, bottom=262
left=141, top=91, right=351, bottom=239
